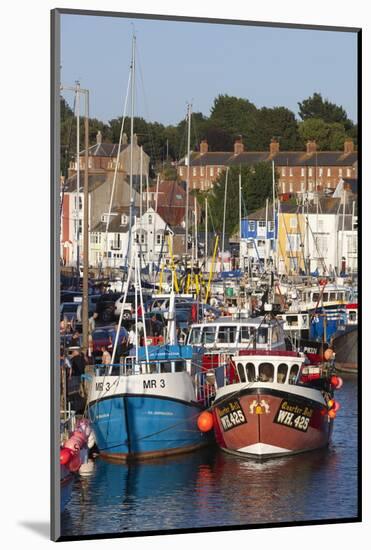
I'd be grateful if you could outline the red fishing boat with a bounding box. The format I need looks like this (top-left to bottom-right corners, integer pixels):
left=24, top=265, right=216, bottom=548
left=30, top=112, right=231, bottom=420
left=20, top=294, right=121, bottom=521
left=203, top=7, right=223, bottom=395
left=211, top=350, right=342, bottom=459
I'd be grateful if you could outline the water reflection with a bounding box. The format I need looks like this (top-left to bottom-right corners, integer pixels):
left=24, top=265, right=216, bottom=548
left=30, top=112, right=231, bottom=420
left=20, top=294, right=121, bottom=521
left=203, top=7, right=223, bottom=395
left=61, top=375, right=358, bottom=536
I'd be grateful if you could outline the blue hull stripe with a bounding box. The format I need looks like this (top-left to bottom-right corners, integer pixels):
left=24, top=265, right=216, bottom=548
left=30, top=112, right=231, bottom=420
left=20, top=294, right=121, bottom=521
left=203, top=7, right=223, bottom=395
left=88, top=395, right=209, bottom=457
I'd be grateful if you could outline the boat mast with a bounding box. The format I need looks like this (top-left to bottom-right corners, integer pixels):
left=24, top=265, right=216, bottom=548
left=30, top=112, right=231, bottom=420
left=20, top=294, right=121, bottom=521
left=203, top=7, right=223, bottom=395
left=265, top=197, right=268, bottom=272
left=82, top=89, right=89, bottom=353
left=128, top=34, right=136, bottom=257
left=239, top=171, right=242, bottom=268
left=205, top=195, right=208, bottom=270
left=185, top=103, right=192, bottom=255
left=75, top=82, right=80, bottom=277
left=272, top=160, right=276, bottom=271
left=221, top=167, right=229, bottom=271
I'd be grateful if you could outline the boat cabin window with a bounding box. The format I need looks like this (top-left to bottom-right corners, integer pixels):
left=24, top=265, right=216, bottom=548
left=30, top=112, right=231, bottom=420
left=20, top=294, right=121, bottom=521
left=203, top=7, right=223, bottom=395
left=289, top=364, right=299, bottom=383
left=287, top=315, right=298, bottom=326
left=217, top=326, right=237, bottom=344
left=312, top=292, right=320, bottom=303
left=277, top=364, right=288, bottom=383
left=258, top=363, right=274, bottom=382
left=201, top=326, right=216, bottom=344
left=239, top=326, right=253, bottom=343
left=257, top=327, right=268, bottom=344
left=236, top=363, right=246, bottom=383
left=188, top=327, right=201, bottom=344
left=329, top=292, right=337, bottom=301
left=322, top=293, right=328, bottom=302
left=246, top=362, right=256, bottom=382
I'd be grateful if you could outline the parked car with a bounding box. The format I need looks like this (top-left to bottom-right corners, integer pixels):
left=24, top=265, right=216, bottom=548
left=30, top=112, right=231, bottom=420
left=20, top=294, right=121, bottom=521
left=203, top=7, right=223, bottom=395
left=95, top=292, right=124, bottom=323
left=113, top=293, right=137, bottom=319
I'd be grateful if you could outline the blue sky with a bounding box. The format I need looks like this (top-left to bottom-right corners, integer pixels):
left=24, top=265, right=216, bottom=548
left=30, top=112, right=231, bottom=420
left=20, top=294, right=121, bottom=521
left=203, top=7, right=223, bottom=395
left=61, top=14, right=358, bottom=126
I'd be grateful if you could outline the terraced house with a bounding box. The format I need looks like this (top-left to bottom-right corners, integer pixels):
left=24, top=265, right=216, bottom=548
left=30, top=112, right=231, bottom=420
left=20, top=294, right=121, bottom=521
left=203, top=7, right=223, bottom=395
left=176, top=137, right=357, bottom=197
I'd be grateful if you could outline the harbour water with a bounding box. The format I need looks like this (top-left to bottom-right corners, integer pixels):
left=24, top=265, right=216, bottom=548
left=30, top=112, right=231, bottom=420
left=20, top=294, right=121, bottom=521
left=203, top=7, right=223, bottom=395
left=61, top=374, right=358, bottom=537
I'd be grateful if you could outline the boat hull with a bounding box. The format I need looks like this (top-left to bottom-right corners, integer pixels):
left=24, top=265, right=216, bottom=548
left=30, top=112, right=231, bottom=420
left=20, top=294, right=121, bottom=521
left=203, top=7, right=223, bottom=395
left=88, top=394, right=209, bottom=461
left=213, top=386, right=332, bottom=459
left=332, top=325, right=358, bottom=374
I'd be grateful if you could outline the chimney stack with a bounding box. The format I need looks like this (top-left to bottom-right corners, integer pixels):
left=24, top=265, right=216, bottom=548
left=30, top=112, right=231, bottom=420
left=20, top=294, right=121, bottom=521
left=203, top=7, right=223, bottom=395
left=96, top=130, right=102, bottom=144
left=234, top=136, right=244, bottom=156
left=344, top=138, right=354, bottom=154
left=270, top=138, right=279, bottom=156
left=200, top=139, right=208, bottom=155
left=122, top=133, right=128, bottom=145
left=306, top=140, right=317, bottom=154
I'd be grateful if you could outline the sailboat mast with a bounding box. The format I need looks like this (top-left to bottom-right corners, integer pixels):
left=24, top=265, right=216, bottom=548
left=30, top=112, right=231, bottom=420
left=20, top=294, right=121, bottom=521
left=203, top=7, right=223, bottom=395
left=185, top=103, right=192, bottom=254
left=272, top=160, right=276, bottom=271
left=76, top=82, right=80, bottom=274
left=82, top=89, right=90, bottom=353
left=205, top=195, right=208, bottom=270
left=129, top=34, right=136, bottom=250
left=221, top=168, right=229, bottom=271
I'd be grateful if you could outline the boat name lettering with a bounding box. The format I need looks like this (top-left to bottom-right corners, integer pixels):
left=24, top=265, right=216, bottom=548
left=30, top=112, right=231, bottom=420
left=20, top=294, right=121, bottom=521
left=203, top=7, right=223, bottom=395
left=143, top=379, right=166, bottom=389
left=274, top=400, right=313, bottom=432
left=95, top=381, right=111, bottom=392
left=217, top=400, right=247, bottom=432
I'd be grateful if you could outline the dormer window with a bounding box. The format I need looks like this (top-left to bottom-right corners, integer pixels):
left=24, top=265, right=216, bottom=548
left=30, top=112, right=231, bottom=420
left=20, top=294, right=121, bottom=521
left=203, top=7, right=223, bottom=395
left=148, top=215, right=153, bottom=225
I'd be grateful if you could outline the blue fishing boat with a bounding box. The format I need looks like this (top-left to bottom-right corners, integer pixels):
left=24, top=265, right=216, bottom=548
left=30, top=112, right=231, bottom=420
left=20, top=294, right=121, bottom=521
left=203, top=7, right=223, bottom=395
left=87, top=344, right=213, bottom=461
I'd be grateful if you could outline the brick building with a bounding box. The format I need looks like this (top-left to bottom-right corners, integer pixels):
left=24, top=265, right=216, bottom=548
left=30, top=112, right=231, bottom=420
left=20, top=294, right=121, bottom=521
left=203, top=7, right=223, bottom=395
left=176, top=137, right=357, bottom=197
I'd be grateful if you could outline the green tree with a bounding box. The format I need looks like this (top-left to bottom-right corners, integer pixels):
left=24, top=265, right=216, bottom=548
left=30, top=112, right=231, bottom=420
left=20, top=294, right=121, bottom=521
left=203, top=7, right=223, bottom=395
left=298, top=92, right=354, bottom=131
left=207, top=163, right=274, bottom=236
left=209, top=95, right=259, bottom=149
left=255, top=106, right=301, bottom=150
left=298, top=118, right=348, bottom=150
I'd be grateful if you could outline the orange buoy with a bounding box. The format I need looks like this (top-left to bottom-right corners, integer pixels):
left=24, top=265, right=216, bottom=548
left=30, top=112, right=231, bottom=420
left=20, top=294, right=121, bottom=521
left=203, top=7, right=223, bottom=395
left=197, top=411, right=214, bottom=432
left=328, top=409, right=337, bottom=419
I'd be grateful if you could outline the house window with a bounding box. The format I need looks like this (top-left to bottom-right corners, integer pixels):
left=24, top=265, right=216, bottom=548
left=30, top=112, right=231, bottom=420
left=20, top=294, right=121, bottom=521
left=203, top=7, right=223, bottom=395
left=248, top=221, right=255, bottom=232
left=301, top=168, right=305, bottom=177
left=289, top=168, right=293, bottom=177
left=282, top=167, right=286, bottom=177
left=217, top=167, right=221, bottom=175
left=327, top=168, right=331, bottom=176
left=148, top=215, right=153, bottom=225
left=319, top=168, right=323, bottom=177
left=179, top=167, right=183, bottom=177
left=121, top=214, right=128, bottom=225
left=156, top=234, right=163, bottom=245
left=258, top=221, right=266, bottom=228
left=257, top=239, right=265, bottom=247
left=339, top=168, right=343, bottom=177
left=88, top=157, right=92, bottom=169
left=290, top=218, right=297, bottom=229
left=289, top=182, right=293, bottom=193
left=268, top=221, right=274, bottom=232
left=347, top=168, right=351, bottom=177
left=308, top=167, right=313, bottom=177
left=200, top=167, right=204, bottom=176
left=210, top=167, right=214, bottom=177
left=193, top=167, right=197, bottom=176
left=141, top=233, right=145, bottom=244
left=281, top=181, right=286, bottom=193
